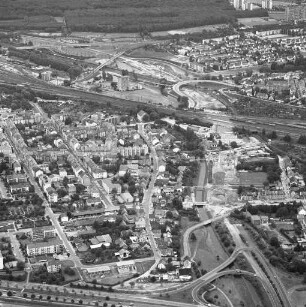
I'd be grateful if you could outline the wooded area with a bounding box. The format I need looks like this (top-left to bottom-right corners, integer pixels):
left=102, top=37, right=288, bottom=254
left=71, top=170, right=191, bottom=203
left=0, top=0, right=267, bottom=32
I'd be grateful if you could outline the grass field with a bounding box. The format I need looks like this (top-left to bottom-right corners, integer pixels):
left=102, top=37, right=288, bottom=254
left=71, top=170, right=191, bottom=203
left=292, top=289, right=306, bottom=307
left=190, top=225, right=229, bottom=272
left=206, top=276, right=267, bottom=307
left=0, top=0, right=267, bottom=32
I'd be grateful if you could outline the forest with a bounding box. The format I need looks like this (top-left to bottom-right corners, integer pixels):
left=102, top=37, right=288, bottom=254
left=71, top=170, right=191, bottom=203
left=0, top=0, right=267, bottom=32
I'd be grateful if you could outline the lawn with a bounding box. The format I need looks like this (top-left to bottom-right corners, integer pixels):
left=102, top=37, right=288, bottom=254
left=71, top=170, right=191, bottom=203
left=206, top=276, right=270, bottom=307
left=128, top=48, right=173, bottom=60
left=135, top=260, right=155, bottom=275
left=190, top=225, right=229, bottom=272
left=0, top=0, right=267, bottom=32
left=291, top=289, right=306, bottom=307
left=237, top=171, right=268, bottom=187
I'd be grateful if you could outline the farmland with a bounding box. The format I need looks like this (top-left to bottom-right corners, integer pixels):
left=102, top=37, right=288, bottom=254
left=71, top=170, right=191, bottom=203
left=0, top=0, right=267, bottom=32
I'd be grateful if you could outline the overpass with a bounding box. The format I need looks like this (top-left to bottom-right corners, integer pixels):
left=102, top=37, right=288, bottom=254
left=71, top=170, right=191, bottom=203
left=76, top=51, right=125, bottom=82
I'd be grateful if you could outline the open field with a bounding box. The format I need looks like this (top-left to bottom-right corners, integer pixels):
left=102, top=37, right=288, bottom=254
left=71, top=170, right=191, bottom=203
left=190, top=225, right=228, bottom=272
left=291, top=289, right=306, bottom=307
left=127, top=48, right=173, bottom=60
left=0, top=0, right=267, bottom=32
left=237, top=17, right=279, bottom=27
left=102, top=87, right=179, bottom=108
left=206, top=276, right=267, bottom=307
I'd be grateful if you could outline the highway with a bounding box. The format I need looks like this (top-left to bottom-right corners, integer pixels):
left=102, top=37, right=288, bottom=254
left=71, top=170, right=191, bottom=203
left=0, top=280, right=200, bottom=307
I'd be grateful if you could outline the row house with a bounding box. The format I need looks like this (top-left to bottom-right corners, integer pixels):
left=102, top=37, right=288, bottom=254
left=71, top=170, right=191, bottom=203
left=118, top=144, right=148, bottom=157
left=6, top=173, right=27, bottom=184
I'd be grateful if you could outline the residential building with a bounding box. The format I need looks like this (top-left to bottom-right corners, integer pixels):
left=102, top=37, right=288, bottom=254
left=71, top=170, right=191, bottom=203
left=26, top=238, right=63, bottom=256
left=116, top=260, right=136, bottom=273
left=117, top=75, right=129, bottom=91
left=47, top=259, right=61, bottom=273
left=101, top=178, right=121, bottom=194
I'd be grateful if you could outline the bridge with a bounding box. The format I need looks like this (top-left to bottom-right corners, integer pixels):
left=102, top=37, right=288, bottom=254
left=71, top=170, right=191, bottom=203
left=76, top=51, right=125, bottom=82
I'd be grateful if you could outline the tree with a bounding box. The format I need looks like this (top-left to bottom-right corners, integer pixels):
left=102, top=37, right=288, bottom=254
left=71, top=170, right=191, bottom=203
left=63, top=176, right=69, bottom=187
left=283, top=134, right=292, bottom=143
left=7, top=291, right=13, bottom=297
left=298, top=135, right=306, bottom=145
left=190, top=233, right=197, bottom=241
left=65, top=117, right=72, bottom=125
left=17, top=261, right=25, bottom=270
left=230, top=141, right=238, bottom=149
left=270, top=236, right=280, bottom=248
left=23, top=293, right=28, bottom=298
left=47, top=295, right=51, bottom=300
left=79, top=299, right=83, bottom=304
left=269, top=131, right=277, bottom=140
left=150, top=276, right=157, bottom=283
left=303, top=272, right=306, bottom=284
left=103, top=303, right=108, bottom=307
left=64, top=266, right=76, bottom=276
left=68, top=67, right=82, bottom=80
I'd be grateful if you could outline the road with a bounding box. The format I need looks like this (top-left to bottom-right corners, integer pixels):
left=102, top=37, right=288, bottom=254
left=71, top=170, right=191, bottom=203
left=137, top=123, right=161, bottom=276
left=31, top=101, right=116, bottom=212
left=76, top=51, right=125, bottom=82
left=0, top=280, right=200, bottom=307
left=194, top=160, right=207, bottom=203
left=226, top=220, right=292, bottom=307
left=172, top=79, right=237, bottom=108
left=1, top=65, right=306, bottom=138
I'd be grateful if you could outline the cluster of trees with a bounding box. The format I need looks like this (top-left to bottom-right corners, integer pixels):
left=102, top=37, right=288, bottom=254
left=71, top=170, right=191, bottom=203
left=0, top=0, right=268, bottom=33
left=30, top=265, right=65, bottom=285
left=214, top=221, right=236, bottom=254
left=244, top=202, right=302, bottom=218
left=172, top=126, right=203, bottom=154
left=298, top=135, right=306, bottom=145
left=232, top=96, right=306, bottom=120
left=92, top=220, right=129, bottom=238
left=177, top=96, right=189, bottom=109
left=182, top=161, right=199, bottom=186
left=8, top=48, right=82, bottom=80
left=0, top=197, right=44, bottom=221
left=270, top=56, right=306, bottom=74
left=114, top=172, right=138, bottom=195
left=0, top=92, right=32, bottom=111
left=232, top=205, right=306, bottom=276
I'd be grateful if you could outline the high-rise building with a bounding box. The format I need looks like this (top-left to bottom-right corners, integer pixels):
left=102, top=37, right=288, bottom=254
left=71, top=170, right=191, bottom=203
left=267, top=0, right=273, bottom=10
left=262, top=0, right=267, bottom=9
left=117, top=75, right=129, bottom=91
